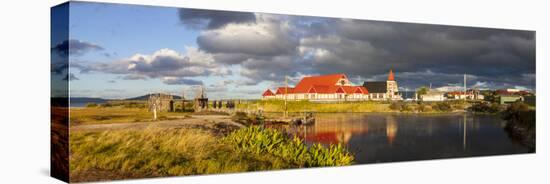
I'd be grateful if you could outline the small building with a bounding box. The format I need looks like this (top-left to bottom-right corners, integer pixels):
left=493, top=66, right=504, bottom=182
left=147, top=93, right=175, bottom=112
left=499, top=95, right=523, bottom=105
left=421, top=90, right=446, bottom=102
left=446, top=91, right=484, bottom=100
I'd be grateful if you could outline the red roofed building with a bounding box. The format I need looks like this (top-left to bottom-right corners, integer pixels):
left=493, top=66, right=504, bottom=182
left=264, top=73, right=370, bottom=101
left=261, top=89, right=275, bottom=99
left=446, top=90, right=484, bottom=100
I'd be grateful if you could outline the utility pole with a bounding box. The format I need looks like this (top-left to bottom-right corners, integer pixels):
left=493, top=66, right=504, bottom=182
left=181, top=89, right=185, bottom=112
left=464, top=74, right=467, bottom=100
left=284, top=75, right=288, bottom=118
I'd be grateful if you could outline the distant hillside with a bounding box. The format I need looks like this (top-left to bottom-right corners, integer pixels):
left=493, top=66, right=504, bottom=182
left=70, top=97, right=109, bottom=104
left=69, top=97, right=109, bottom=107
left=125, top=93, right=183, bottom=101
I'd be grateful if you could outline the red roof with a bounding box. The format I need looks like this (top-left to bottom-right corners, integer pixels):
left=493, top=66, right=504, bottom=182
left=495, top=89, right=530, bottom=96
left=275, top=87, right=294, bottom=95
left=293, top=74, right=348, bottom=93
left=388, top=69, right=395, bottom=81
left=341, top=86, right=369, bottom=94
left=262, top=89, right=274, bottom=96
left=268, top=73, right=369, bottom=95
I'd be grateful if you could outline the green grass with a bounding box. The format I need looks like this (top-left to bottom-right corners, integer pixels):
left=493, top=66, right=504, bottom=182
left=238, top=99, right=471, bottom=113
left=237, top=99, right=390, bottom=113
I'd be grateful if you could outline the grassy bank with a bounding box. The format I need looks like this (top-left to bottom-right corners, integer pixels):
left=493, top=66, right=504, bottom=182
left=237, top=99, right=470, bottom=113
left=237, top=100, right=390, bottom=113
left=70, top=126, right=354, bottom=182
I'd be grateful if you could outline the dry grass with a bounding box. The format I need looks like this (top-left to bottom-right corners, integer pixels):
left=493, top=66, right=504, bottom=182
left=69, top=127, right=291, bottom=182
left=69, top=107, right=189, bottom=125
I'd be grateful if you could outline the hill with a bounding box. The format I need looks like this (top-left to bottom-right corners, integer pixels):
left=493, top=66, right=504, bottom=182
left=125, top=93, right=183, bottom=101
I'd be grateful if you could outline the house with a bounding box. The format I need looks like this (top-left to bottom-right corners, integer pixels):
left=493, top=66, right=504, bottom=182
left=499, top=95, right=523, bottom=104
left=362, top=70, right=402, bottom=101
left=264, top=73, right=370, bottom=101
left=495, top=88, right=534, bottom=105
left=495, top=89, right=532, bottom=96
left=421, top=90, right=446, bottom=101
left=446, top=90, right=484, bottom=100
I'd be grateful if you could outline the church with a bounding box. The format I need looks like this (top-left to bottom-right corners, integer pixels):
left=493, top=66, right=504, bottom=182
left=262, top=70, right=402, bottom=101
left=362, top=69, right=402, bottom=101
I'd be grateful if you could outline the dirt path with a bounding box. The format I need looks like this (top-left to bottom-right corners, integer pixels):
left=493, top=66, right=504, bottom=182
left=70, top=115, right=245, bottom=134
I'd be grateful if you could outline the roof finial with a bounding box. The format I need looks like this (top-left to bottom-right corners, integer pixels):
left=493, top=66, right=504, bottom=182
left=388, top=69, right=395, bottom=81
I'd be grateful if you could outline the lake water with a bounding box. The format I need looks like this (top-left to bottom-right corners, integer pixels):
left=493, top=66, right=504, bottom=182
left=267, top=113, right=530, bottom=164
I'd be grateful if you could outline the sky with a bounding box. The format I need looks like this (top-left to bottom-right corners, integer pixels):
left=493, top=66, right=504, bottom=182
left=51, top=1, right=536, bottom=99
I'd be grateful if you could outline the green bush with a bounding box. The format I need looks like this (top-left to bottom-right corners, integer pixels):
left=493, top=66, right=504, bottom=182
left=223, top=126, right=354, bottom=167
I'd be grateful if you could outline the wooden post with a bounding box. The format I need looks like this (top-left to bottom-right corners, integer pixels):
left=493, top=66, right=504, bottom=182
left=153, top=103, right=157, bottom=120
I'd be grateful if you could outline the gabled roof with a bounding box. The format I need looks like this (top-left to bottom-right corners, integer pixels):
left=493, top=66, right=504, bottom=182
left=363, top=82, right=387, bottom=93
left=293, top=73, right=348, bottom=93
left=341, top=86, right=369, bottom=94
left=270, top=73, right=369, bottom=95
left=262, top=89, right=274, bottom=96
left=275, top=87, right=294, bottom=95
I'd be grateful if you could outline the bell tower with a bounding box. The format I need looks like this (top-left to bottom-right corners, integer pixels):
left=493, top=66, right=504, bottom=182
left=386, top=69, right=400, bottom=100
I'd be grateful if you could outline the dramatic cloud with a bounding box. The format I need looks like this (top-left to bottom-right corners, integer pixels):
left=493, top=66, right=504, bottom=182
left=184, top=12, right=535, bottom=90
left=51, top=39, right=104, bottom=56
left=178, top=8, right=256, bottom=29
left=197, top=15, right=298, bottom=56
left=74, top=47, right=230, bottom=85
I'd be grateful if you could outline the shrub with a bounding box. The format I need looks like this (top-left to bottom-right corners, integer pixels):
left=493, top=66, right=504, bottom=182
left=502, top=102, right=535, bottom=128
left=433, top=102, right=452, bottom=112
left=389, top=102, right=413, bottom=112
left=389, top=102, right=402, bottom=111
left=85, top=103, right=98, bottom=108
left=417, top=103, right=432, bottom=112
left=469, top=102, right=501, bottom=114
left=223, top=126, right=354, bottom=167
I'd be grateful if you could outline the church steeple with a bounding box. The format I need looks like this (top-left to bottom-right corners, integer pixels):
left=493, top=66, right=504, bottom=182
left=388, top=69, right=395, bottom=81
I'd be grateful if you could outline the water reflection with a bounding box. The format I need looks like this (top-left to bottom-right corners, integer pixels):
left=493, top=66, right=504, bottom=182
left=267, top=113, right=531, bottom=164
left=386, top=116, right=397, bottom=146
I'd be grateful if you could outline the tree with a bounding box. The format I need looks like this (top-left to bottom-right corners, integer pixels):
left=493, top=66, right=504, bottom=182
left=416, top=87, right=429, bottom=100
